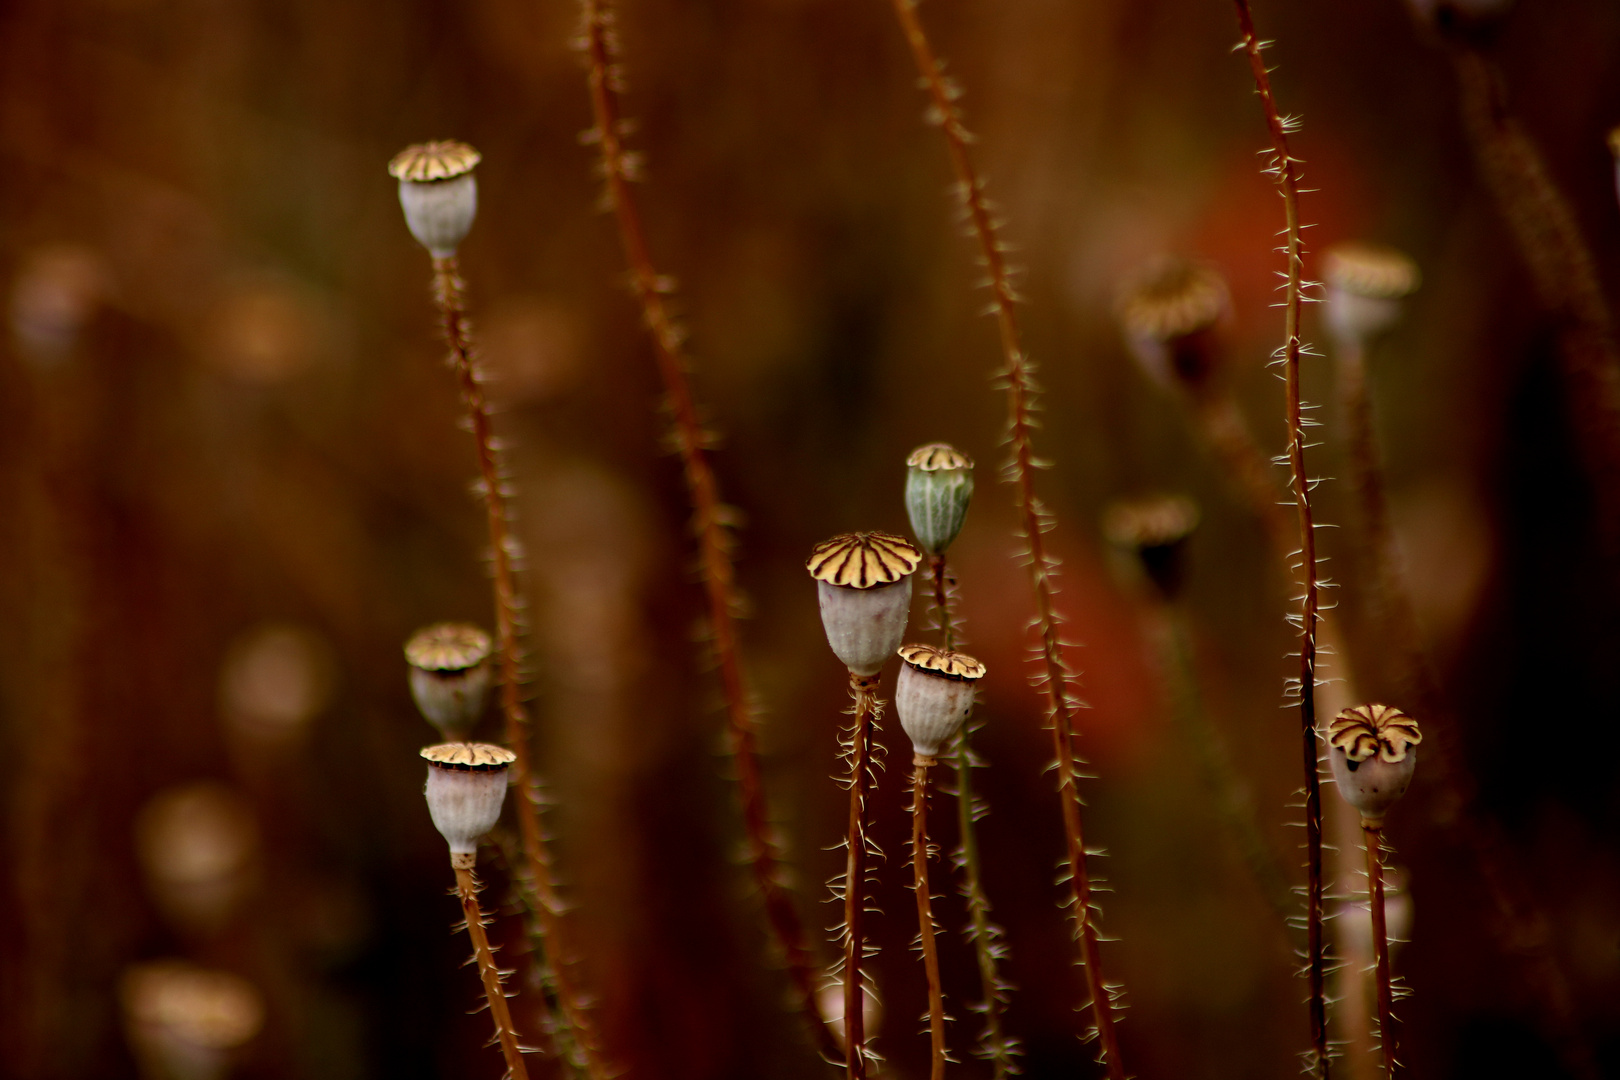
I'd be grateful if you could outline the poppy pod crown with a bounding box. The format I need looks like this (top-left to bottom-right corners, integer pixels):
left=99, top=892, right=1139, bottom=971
left=808, top=532, right=920, bottom=676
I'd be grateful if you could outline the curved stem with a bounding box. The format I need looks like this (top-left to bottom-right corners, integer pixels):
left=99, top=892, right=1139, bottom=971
left=455, top=863, right=533, bottom=1080
left=911, top=759, right=947, bottom=1080
left=576, top=2, right=838, bottom=1061
left=1362, top=827, right=1394, bottom=1080
left=841, top=672, right=882, bottom=1078
left=884, top=3, right=1125, bottom=1073
left=432, top=257, right=608, bottom=1079
left=1227, top=5, right=1328, bottom=1075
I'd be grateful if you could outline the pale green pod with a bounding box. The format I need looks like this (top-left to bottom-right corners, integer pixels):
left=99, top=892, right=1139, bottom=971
left=1322, top=242, right=1420, bottom=349
left=807, top=531, right=921, bottom=676
left=1327, top=703, right=1422, bottom=826
left=904, top=443, right=974, bottom=556
left=389, top=141, right=481, bottom=258
left=421, top=742, right=514, bottom=859
left=895, top=643, right=985, bottom=760
left=405, top=622, right=493, bottom=742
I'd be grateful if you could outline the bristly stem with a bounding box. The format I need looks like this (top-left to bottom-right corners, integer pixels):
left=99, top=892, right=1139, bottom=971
left=576, top=1, right=840, bottom=1062
left=841, top=672, right=883, bottom=1079
left=928, top=554, right=1018, bottom=1077
left=455, top=863, right=534, bottom=1080
left=885, top=3, right=1126, bottom=1074
left=911, top=758, right=947, bottom=1080
left=1362, top=827, right=1395, bottom=1080
left=431, top=257, right=609, bottom=1080
left=1227, top=5, right=1328, bottom=1076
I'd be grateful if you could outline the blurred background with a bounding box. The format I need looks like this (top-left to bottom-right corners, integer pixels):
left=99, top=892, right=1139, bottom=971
left=2, top=0, right=1619, bottom=1078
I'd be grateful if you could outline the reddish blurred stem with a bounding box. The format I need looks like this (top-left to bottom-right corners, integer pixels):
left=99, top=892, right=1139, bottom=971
left=1227, top=5, right=1329, bottom=1076
left=454, top=863, right=533, bottom=1080
left=576, top=0, right=841, bottom=1062
left=911, top=759, right=947, bottom=1080
left=1362, top=828, right=1395, bottom=1080
left=885, top=1, right=1125, bottom=1074
left=432, top=256, right=610, bottom=1080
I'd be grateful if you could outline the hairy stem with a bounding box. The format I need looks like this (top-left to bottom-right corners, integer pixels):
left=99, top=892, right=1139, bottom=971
left=927, top=554, right=1017, bottom=1077
left=911, top=759, right=947, bottom=1080
left=432, top=257, right=608, bottom=1079
left=842, top=672, right=882, bottom=1078
left=1362, top=828, right=1395, bottom=1080
left=576, top=1, right=838, bottom=1061
left=885, top=2, right=1125, bottom=1072
left=455, top=863, right=533, bottom=1080
left=1227, top=5, right=1328, bottom=1075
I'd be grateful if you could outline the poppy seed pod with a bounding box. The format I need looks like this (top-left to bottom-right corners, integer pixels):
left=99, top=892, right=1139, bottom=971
left=389, top=141, right=481, bottom=258
left=905, top=443, right=974, bottom=555
left=421, top=742, right=515, bottom=866
left=895, top=644, right=985, bottom=761
left=1327, top=704, right=1423, bottom=825
left=1102, top=494, right=1200, bottom=601
left=1322, top=243, right=1420, bottom=348
left=1117, top=257, right=1230, bottom=393
left=405, top=622, right=493, bottom=741
left=807, top=531, right=921, bottom=676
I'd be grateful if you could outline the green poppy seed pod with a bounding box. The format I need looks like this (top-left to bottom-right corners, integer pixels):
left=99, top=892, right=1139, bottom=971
left=807, top=531, right=921, bottom=676
left=405, top=622, right=493, bottom=741
left=1322, top=243, right=1420, bottom=349
left=905, top=443, right=974, bottom=555
left=1327, top=704, right=1423, bottom=826
left=389, top=141, right=481, bottom=258
left=895, top=644, right=985, bottom=761
left=1102, top=494, right=1200, bottom=601
left=421, top=742, right=515, bottom=867
left=1117, top=257, right=1230, bottom=394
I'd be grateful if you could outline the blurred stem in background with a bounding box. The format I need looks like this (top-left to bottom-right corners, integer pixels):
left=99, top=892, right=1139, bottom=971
left=576, top=0, right=842, bottom=1061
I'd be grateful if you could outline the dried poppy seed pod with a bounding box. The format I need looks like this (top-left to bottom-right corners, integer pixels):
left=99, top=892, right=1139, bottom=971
left=1117, top=256, right=1230, bottom=393
left=405, top=623, right=493, bottom=741
left=389, top=141, right=481, bottom=258
left=1328, top=704, right=1423, bottom=826
left=1322, top=242, right=1421, bottom=348
left=905, top=443, right=974, bottom=555
left=421, top=742, right=515, bottom=867
left=807, top=531, right=921, bottom=676
left=895, top=644, right=985, bottom=762
left=1102, top=494, right=1200, bottom=601
left=121, top=960, right=264, bottom=1080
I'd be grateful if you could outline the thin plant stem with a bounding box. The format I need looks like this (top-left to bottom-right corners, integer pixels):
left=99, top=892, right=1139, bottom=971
left=841, top=672, right=883, bottom=1079
left=454, top=863, right=533, bottom=1080
left=884, top=3, right=1125, bottom=1073
left=576, top=1, right=840, bottom=1061
left=927, top=554, right=1017, bottom=1078
left=1451, top=48, right=1620, bottom=554
left=1227, top=5, right=1328, bottom=1075
left=1361, top=827, right=1395, bottom=1080
left=431, top=256, right=609, bottom=1079
left=1158, top=608, right=1295, bottom=927
left=910, top=758, right=947, bottom=1080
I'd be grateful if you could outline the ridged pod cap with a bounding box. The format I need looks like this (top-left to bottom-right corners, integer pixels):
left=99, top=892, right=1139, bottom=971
left=905, top=443, right=975, bottom=555
left=1327, top=704, right=1423, bottom=825
left=1323, top=242, right=1420, bottom=346
left=895, top=644, right=985, bottom=759
left=807, top=531, right=920, bottom=676
left=421, top=742, right=515, bottom=861
left=405, top=622, right=493, bottom=741
left=389, top=141, right=481, bottom=258
left=1102, top=494, right=1200, bottom=600
left=1118, top=257, right=1230, bottom=392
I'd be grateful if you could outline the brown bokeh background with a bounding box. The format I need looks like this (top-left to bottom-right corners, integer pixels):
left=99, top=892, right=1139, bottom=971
left=2, top=0, right=1619, bottom=1078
